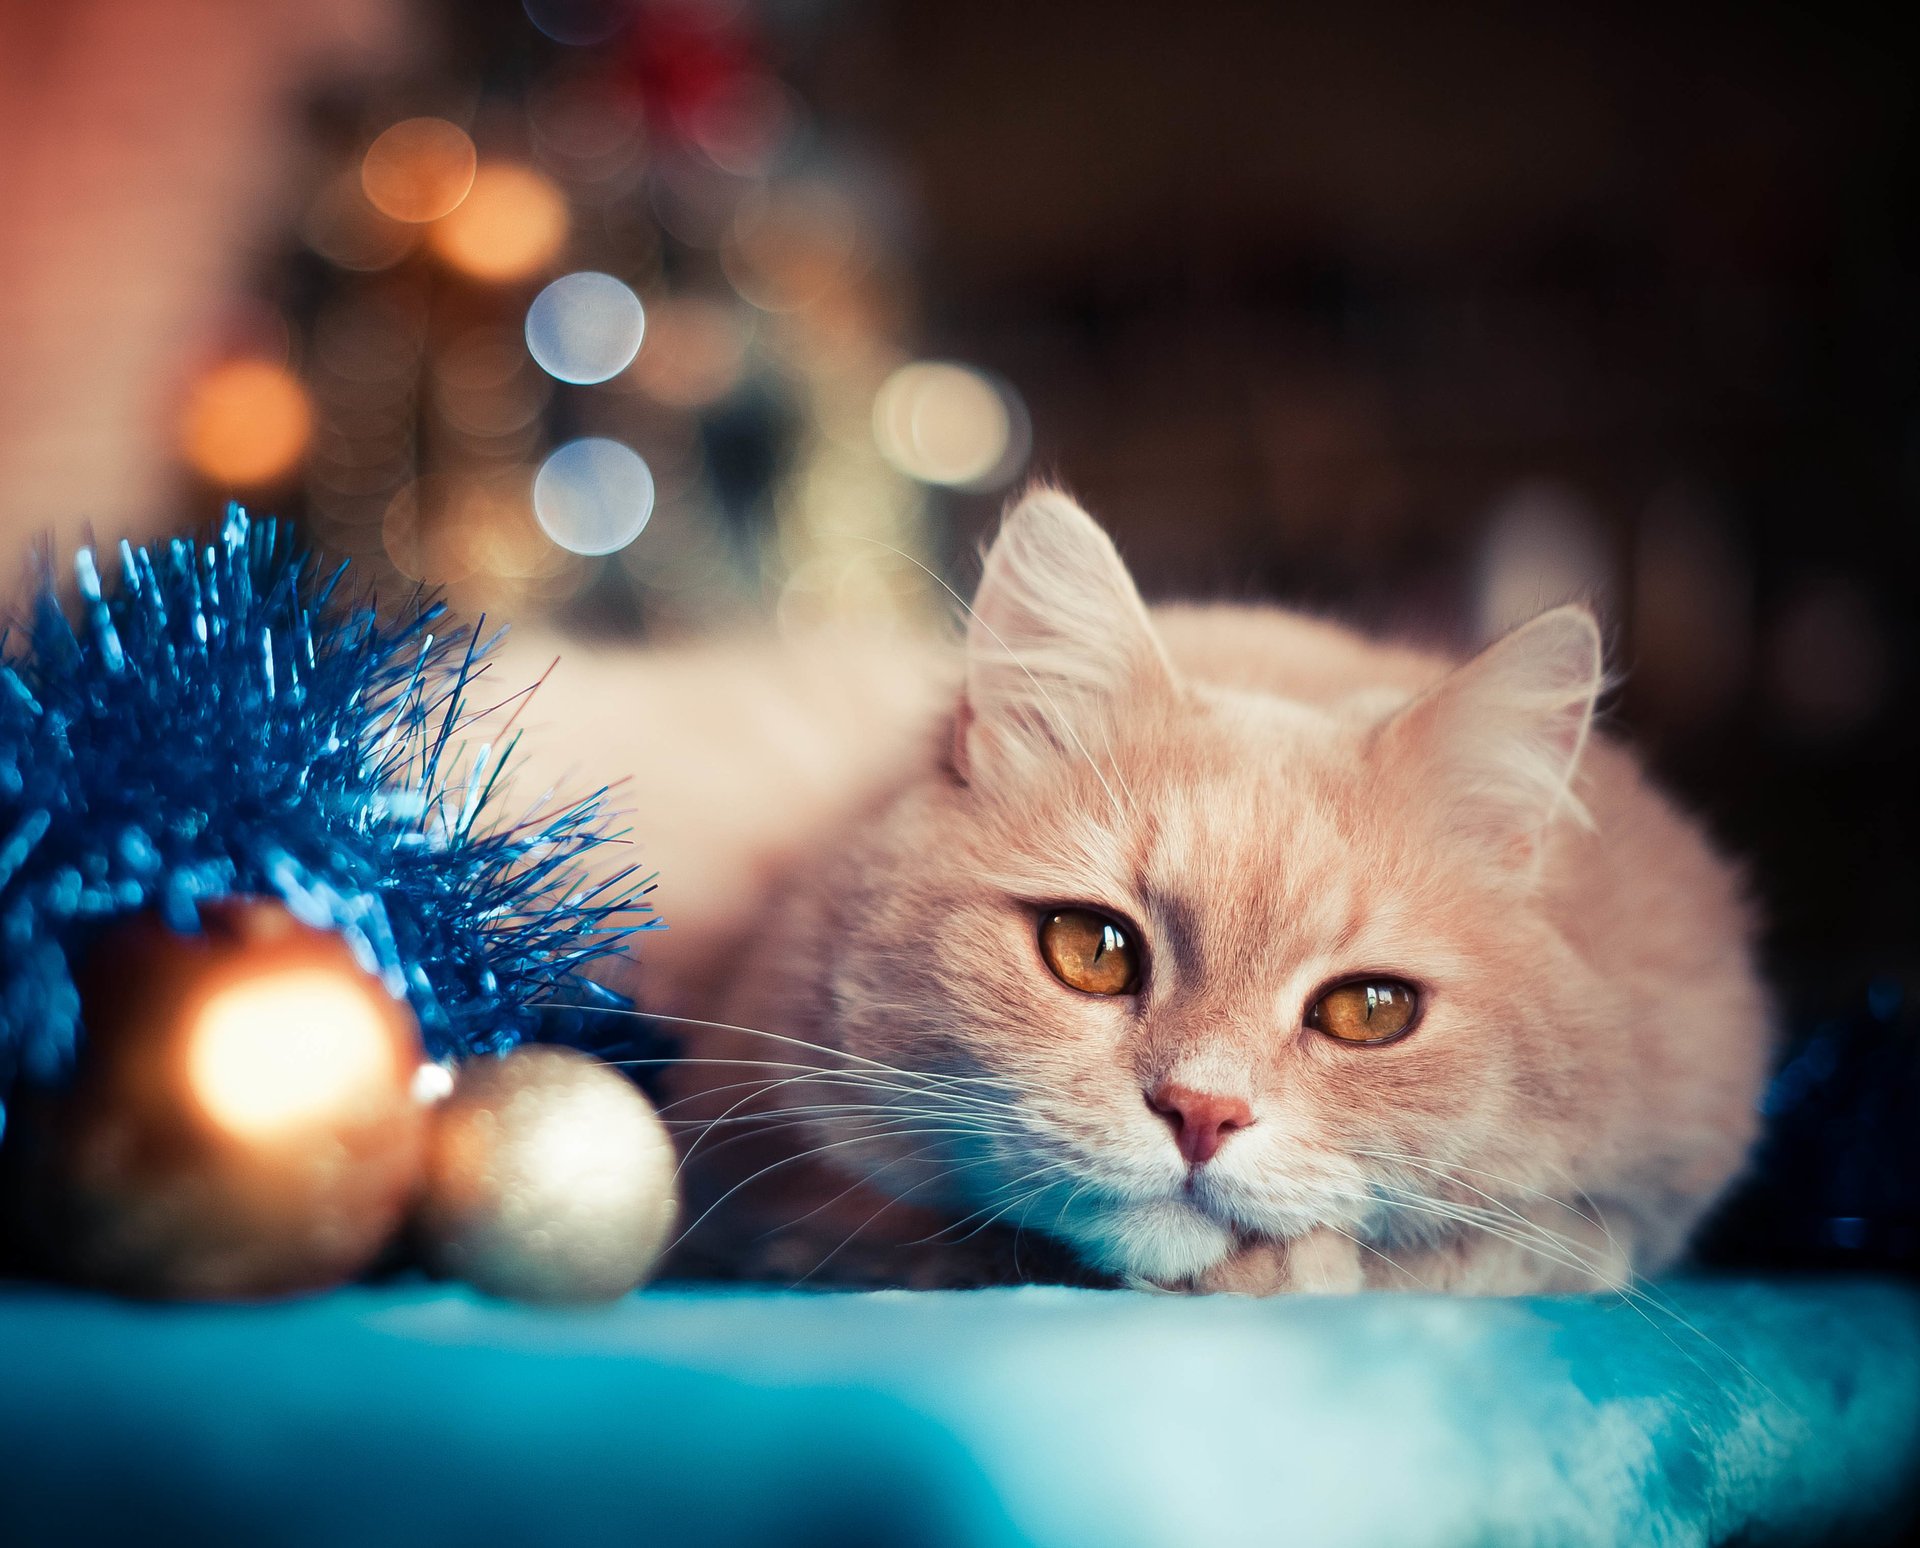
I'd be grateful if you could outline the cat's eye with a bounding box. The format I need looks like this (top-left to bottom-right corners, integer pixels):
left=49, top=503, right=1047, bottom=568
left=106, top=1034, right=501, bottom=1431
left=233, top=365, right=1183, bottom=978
left=1038, top=909, right=1140, bottom=996
left=1307, top=978, right=1421, bottom=1044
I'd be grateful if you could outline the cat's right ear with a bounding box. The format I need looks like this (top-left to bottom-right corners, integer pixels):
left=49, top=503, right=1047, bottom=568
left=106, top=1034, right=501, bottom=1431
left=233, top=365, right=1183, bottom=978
left=953, top=489, right=1174, bottom=785
left=1377, top=603, right=1605, bottom=868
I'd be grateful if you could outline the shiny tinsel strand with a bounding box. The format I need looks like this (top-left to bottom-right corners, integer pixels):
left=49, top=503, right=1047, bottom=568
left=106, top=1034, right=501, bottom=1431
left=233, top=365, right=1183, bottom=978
left=0, top=505, right=656, bottom=1133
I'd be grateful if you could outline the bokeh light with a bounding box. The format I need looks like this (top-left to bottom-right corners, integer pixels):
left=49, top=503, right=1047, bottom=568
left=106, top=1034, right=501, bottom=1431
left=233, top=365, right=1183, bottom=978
left=213, top=302, right=295, bottom=372
left=311, top=293, right=426, bottom=387
left=431, top=163, right=569, bottom=283
left=383, top=471, right=554, bottom=587
left=189, top=969, right=400, bottom=1140
left=534, top=438, right=656, bottom=555
left=625, top=296, right=752, bottom=407
left=649, top=157, right=752, bottom=249
left=301, top=171, right=416, bottom=272
left=525, top=271, right=646, bottom=385
left=434, top=326, right=552, bottom=439
left=872, top=361, right=1028, bottom=489
left=304, top=294, right=425, bottom=554
left=522, top=0, right=628, bottom=46
left=1474, top=481, right=1612, bottom=643
left=724, top=183, right=862, bottom=312
left=1632, top=489, right=1751, bottom=724
left=180, top=359, right=314, bottom=487
left=360, top=118, right=477, bottom=225
left=618, top=484, right=734, bottom=602
left=1769, top=576, right=1888, bottom=739
left=529, top=77, right=647, bottom=188
left=688, top=78, right=797, bottom=176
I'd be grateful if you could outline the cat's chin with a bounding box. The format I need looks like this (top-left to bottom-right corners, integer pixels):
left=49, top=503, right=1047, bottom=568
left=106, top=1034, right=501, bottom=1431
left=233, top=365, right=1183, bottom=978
left=1071, top=1197, right=1238, bottom=1285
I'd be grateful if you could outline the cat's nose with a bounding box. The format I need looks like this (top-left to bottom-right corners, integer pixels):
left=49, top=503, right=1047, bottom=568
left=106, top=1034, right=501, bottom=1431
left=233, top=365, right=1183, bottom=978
left=1145, top=1083, right=1254, bottom=1166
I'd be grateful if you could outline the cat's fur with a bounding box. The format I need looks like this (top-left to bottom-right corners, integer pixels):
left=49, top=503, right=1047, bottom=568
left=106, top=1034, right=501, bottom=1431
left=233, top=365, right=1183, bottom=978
left=508, top=491, right=1771, bottom=1293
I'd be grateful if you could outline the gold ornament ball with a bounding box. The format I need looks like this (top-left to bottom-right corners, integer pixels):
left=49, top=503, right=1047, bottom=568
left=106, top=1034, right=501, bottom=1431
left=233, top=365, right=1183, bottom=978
left=33, top=899, right=431, bottom=1298
left=417, top=1045, right=679, bottom=1302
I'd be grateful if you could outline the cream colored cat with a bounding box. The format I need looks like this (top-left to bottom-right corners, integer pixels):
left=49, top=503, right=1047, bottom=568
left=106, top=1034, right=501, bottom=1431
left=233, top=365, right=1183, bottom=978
left=508, top=490, right=1771, bottom=1294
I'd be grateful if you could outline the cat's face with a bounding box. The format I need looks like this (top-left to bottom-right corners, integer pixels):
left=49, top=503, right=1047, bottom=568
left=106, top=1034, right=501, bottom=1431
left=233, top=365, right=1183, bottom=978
left=803, top=492, right=1606, bottom=1285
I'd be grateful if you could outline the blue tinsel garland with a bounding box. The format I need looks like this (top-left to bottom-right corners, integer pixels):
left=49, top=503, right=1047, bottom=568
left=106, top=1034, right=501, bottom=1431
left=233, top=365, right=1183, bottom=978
left=0, top=506, right=656, bottom=1135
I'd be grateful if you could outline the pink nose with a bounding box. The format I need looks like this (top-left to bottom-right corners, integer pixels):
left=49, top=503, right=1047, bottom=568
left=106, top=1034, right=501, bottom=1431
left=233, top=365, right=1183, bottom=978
left=1146, top=1083, right=1254, bottom=1166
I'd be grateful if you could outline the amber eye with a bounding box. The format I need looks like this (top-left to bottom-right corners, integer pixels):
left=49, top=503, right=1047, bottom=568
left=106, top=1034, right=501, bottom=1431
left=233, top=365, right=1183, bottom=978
left=1038, top=909, right=1140, bottom=996
left=1307, top=979, right=1420, bottom=1044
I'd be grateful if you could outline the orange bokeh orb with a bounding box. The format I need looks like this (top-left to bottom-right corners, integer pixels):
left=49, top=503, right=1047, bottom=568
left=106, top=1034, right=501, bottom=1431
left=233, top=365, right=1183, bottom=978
left=361, top=117, right=477, bottom=224
left=180, top=359, right=314, bottom=488
left=430, top=163, right=569, bottom=284
left=36, top=900, right=431, bottom=1299
left=626, top=296, right=751, bottom=409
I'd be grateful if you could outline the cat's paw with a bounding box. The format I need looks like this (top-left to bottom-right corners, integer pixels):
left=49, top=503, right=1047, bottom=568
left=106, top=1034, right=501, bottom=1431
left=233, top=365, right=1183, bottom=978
left=1190, top=1229, right=1366, bottom=1296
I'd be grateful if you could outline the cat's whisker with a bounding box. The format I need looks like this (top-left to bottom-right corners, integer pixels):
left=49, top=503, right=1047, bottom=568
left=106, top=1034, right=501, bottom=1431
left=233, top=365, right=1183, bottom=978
left=1529, top=1156, right=1636, bottom=1290
left=1355, top=1147, right=1611, bottom=1238
left=664, top=1112, right=990, bottom=1160
left=626, top=1061, right=1022, bottom=1141
left=1376, top=1184, right=1779, bottom=1401
left=667, top=1101, right=1016, bottom=1134
left=1044, top=1172, right=1106, bottom=1238
left=625, top=1008, right=1025, bottom=1117
left=901, top=1159, right=1083, bottom=1250
left=1590, top=1279, right=1783, bottom=1406
left=642, top=1065, right=939, bottom=1120
left=682, top=1117, right=1011, bottom=1175
left=1358, top=1154, right=1628, bottom=1284
left=1317, top=1179, right=1606, bottom=1286
left=785, top=1149, right=1025, bottom=1286
left=782, top=1153, right=1065, bottom=1274
left=671, top=1070, right=852, bottom=1176
left=656, top=1064, right=1020, bottom=1130
left=666, top=1125, right=984, bottom=1258
left=954, top=1185, right=1050, bottom=1268
left=669, top=1114, right=861, bottom=1176
left=661, top=1056, right=1019, bottom=1176
left=1007, top=1176, right=1062, bottom=1276
left=675, top=1110, right=1005, bottom=1182
left=1313, top=1218, right=1438, bottom=1293
left=1422, top=1168, right=1784, bottom=1402
left=1346, top=1153, right=1772, bottom=1394
left=757, top=1143, right=1005, bottom=1246
left=1359, top=1181, right=1765, bottom=1395
left=672, top=1086, right=1022, bottom=1170
left=860, top=1175, right=1057, bottom=1273
left=543, top=1002, right=1010, bottom=1095
left=648, top=1075, right=830, bottom=1122
left=1363, top=1182, right=1577, bottom=1252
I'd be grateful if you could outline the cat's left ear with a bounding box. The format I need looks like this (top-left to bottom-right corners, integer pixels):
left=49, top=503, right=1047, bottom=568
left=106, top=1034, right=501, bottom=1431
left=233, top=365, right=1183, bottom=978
left=954, top=488, right=1174, bottom=785
left=1379, top=604, right=1604, bottom=862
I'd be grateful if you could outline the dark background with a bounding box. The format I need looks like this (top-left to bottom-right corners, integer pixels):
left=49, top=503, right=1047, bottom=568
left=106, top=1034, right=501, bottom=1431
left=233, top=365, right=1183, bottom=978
left=788, top=0, right=1920, bottom=999
left=788, top=0, right=1920, bottom=1266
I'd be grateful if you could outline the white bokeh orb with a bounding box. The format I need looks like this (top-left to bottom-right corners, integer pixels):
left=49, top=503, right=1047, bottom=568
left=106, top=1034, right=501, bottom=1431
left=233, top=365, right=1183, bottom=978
left=524, top=271, right=646, bottom=385
left=534, top=437, right=656, bottom=555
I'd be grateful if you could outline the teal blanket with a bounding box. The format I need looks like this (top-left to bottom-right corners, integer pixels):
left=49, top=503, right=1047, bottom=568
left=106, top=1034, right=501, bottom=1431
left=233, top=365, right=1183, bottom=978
left=3, top=1278, right=1916, bottom=1545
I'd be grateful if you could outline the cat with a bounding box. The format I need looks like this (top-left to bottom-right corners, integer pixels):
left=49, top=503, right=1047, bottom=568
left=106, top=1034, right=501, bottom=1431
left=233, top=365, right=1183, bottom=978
left=507, top=489, right=1772, bottom=1294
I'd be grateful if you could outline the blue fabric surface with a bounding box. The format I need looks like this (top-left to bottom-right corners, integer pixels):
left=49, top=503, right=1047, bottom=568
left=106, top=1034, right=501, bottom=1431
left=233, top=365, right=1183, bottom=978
left=2, top=1278, right=1916, bottom=1547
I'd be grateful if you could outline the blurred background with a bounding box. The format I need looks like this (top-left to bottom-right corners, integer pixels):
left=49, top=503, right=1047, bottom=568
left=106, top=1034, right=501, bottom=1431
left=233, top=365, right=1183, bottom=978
left=0, top=0, right=1912, bottom=1265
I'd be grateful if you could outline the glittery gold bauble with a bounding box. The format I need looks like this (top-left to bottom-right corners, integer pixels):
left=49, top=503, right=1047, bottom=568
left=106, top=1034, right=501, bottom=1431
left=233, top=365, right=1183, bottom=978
left=416, top=1045, right=679, bottom=1302
left=30, top=899, right=430, bottom=1298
